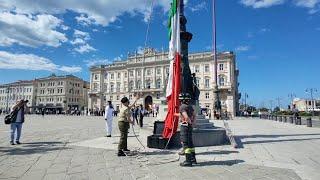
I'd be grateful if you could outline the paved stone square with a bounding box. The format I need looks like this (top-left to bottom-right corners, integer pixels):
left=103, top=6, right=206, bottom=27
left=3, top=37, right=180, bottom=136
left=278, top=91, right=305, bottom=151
left=0, top=115, right=319, bottom=179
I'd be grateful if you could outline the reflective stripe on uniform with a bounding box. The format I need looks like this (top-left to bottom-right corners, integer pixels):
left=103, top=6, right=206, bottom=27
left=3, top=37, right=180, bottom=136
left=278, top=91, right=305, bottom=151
left=184, top=148, right=192, bottom=154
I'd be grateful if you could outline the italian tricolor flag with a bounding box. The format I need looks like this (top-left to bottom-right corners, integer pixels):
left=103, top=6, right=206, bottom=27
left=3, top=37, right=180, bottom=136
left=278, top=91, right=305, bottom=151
left=163, top=0, right=181, bottom=139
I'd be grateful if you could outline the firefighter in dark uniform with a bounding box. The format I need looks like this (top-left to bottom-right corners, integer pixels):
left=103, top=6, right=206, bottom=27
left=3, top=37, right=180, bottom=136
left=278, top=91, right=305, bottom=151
left=178, top=93, right=197, bottom=167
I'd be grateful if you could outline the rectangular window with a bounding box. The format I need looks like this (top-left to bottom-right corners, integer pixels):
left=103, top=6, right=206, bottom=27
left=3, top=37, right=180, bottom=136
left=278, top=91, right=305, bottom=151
left=219, top=64, right=224, bottom=71
left=129, top=71, right=134, bottom=77
left=196, top=78, right=200, bottom=87
left=117, top=73, right=121, bottom=79
left=205, top=78, right=210, bottom=88
left=137, top=69, right=141, bottom=76
left=205, top=92, right=210, bottom=99
left=195, top=65, right=200, bottom=73
left=157, top=68, right=161, bottom=75
left=165, top=67, right=169, bottom=74
left=110, top=73, right=114, bottom=80
left=147, top=69, right=151, bottom=76
left=204, top=65, right=209, bottom=72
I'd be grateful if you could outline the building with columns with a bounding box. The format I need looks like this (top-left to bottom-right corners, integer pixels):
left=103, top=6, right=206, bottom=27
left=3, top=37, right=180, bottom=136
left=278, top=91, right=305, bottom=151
left=88, top=48, right=240, bottom=117
left=293, top=98, right=320, bottom=112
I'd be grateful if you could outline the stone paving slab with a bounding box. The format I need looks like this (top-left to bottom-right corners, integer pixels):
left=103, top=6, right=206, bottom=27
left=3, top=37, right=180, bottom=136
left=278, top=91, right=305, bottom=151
left=0, top=115, right=317, bottom=179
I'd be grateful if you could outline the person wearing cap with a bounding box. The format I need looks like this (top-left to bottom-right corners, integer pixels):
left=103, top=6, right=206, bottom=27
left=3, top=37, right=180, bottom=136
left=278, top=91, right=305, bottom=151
left=117, top=94, right=140, bottom=156
left=177, top=93, right=197, bottom=166
left=104, top=101, right=114, bottom=137
left=9, top=99, right=28, bottom=145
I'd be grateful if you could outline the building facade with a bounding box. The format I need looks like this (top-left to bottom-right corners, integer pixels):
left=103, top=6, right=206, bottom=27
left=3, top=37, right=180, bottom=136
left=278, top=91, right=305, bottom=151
left=88, top=49, right=240, bottom=117
left=35, top=74, right=89, bottom=113
left=293, top=98, right=320, bottom=112
left=0, top=74, right=89, bottom=113
left=0, top=80, right=36, bottom=113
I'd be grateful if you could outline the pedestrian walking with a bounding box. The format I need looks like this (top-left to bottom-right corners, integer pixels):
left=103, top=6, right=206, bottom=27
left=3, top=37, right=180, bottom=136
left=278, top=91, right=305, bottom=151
left=134, top=106, right=139, bottom=125
left=117, top=94, right=140, bottom=156
left=104, top=101, right=114, bottom=137
left=176, top=93, right=197, bottom=167
left=139, top=104, right=145, bottom=128
left=9, top=99, right=28, bottom=145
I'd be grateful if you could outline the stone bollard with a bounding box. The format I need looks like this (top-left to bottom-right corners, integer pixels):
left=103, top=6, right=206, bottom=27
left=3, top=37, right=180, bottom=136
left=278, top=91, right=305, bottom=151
left=289, top=116, right=294, bottom=123
left=306, top=117, right=312, bottom=127
left=279, top=116, right=282, bottom=122
left=275, top=116, right=278, bottom=121
left=295, top=117, right=302, bottom=125
left=284, top=116, right=287, bottom=123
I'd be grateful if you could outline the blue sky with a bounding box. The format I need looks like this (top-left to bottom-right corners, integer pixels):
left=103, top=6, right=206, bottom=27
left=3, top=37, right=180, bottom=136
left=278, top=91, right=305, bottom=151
left=0, top=0, right=319, bottom=107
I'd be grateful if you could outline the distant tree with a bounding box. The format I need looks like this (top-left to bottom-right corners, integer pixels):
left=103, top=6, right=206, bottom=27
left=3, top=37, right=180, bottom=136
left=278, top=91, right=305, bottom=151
left=259, top=107, right=269, bottom=112
left=274, top=107, right=280, bottom=112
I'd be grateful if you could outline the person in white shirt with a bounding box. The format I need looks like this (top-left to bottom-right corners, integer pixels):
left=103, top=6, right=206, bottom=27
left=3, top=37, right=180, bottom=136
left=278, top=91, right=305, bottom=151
left=104, top=101, right=114, bottom=137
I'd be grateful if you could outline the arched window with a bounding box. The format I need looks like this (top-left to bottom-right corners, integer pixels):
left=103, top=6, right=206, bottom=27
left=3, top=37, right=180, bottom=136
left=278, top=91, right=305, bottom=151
left=219, top=75, right=225, bottom=86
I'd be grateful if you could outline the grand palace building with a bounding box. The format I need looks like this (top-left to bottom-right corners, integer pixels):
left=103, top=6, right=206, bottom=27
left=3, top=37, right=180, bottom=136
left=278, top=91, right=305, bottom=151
left=88, top=48, right=240, bottom=117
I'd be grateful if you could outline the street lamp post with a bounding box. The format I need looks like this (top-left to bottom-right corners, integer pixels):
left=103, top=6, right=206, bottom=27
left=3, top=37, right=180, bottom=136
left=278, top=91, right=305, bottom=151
left=306, top=88, right=317, bottom=117
left=5, top=86, right=10, bottom=113
left=269, top=100, right=274, bottom=113
left=212, top=0, right=221, bottom=119
left=288, top=93, right=296, bottom=110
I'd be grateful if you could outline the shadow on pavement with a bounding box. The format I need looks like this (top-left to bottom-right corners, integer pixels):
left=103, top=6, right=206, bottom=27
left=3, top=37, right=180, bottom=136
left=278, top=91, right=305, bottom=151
left=197, top=159, right=245, bottom=167
left=197, top=150, right=239, bottom=155
left=143, top=150, right=176, bottom=156
left=234, top=133, right=320, bottom=147
left=0, top=141, right=69, bottom=155
left=243, top=137, right=320, bottom=145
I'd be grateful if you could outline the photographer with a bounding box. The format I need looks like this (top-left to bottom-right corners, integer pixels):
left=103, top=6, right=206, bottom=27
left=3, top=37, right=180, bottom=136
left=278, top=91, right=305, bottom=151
left=10, top=99, right=28, bottom=145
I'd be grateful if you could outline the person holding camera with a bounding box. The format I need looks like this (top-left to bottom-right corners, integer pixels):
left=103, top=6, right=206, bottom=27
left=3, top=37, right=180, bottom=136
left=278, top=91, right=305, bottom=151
left=10, top=99, right=28, bottom=145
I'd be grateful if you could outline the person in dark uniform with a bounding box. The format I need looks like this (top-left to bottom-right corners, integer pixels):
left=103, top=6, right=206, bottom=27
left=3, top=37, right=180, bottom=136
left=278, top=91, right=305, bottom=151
left=117, top=95, right=140, bottom=156
left=177, top=93, right=197, bottom=167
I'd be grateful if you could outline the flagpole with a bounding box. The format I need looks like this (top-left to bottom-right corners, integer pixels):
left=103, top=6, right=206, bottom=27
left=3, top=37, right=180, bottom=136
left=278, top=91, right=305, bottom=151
left=212, top=0, right=221, bottom=119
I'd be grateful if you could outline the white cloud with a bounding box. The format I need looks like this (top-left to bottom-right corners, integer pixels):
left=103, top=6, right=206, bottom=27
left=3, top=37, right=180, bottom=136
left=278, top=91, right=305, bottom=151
left=60, top=24, right=70, bottom=31
left=240, top=0, right=320, bottom=13
left=0, top=0, right=172, bottom=27
left=235, top=45, right=250, bottom=52
left=190, top=2, right=207, bottom=12
left=0, top=51, right=81, bottom=73
left=71, top=29, right=96, bottom=53
left=70, top=38, right=86, bottom=45
left=59, top=66, right=82, bottom=73
left=294, top=0, right=319, bottom=8
left=74, top=44, right=96, bottom=54
left=294, top=0, right=320, bottom=14
left=75, top=14, right=95, bottom=26
left=84, top=59, right=111, bottom=67
left=0, top=12, right=67, bottom=47
left=74, top=29, right=90, bottom=40
left=260, top=28, right=271, bottom=32
left=240, top=0, right=285, bottom=8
